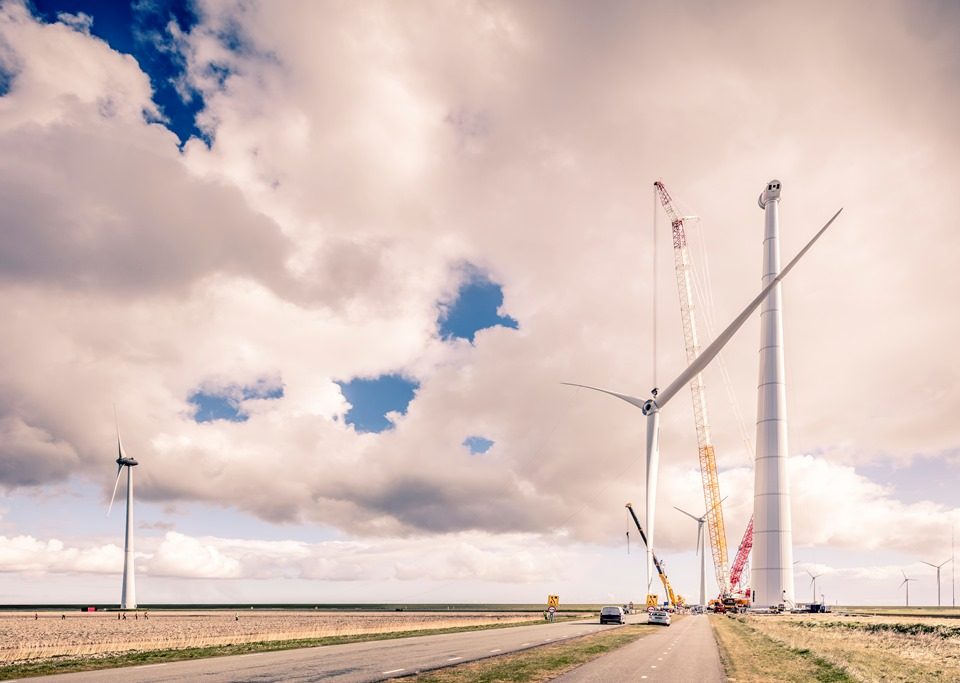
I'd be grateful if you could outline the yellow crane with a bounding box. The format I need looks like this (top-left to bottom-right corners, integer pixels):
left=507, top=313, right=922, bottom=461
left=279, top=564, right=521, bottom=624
left=626, top=503, right=684, bottom=609
left=653, top=181, right=730, bottom=593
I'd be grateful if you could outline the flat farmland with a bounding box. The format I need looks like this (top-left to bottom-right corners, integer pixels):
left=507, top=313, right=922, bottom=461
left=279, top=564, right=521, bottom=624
left=715, top=612, right=960, bottom=682
left=0, top=610, right=543, bottom=666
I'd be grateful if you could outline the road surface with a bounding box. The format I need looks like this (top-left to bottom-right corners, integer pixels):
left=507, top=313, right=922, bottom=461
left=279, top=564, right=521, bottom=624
left=552, top=613, right=724, bottom=683
left=24, top=616, right=617, bottom=682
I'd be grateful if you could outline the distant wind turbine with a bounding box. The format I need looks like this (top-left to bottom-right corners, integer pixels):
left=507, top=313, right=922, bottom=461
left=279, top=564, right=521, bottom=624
left=565, top=208, right=842, bottom=594
left=806, top=570, right=823, bottom=605
left=674, top=496, right=726, bottom=607
left=899, top=571, right=917, bottom=607
left=108, top=412, right=139, bottom=610
left=920, top=558, right=951, bottom=607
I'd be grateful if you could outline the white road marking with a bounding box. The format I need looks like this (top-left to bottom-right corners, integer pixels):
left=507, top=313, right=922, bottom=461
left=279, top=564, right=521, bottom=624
left=382, top=669, right=404, bottom=675
left=520, top=642, right=531, bottom=647
left=651, top=665, right=657, bottom=668
left=490, top=648, right=502, bottom=653
left=447, top=656, right=462, bottom=661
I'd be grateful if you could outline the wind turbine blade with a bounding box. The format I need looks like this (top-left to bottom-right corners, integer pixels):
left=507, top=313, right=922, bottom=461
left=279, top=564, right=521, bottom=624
left=560, top=383, right=647, bottom=410
left=655, top=208, right=843, bottom=409
left=696, top=524, right=702, bottom=556
left=107, top=465, right=123, bottom=516
left=673, top=506, right=701, bottom=522
left=921, top=561, right=936, bottom=568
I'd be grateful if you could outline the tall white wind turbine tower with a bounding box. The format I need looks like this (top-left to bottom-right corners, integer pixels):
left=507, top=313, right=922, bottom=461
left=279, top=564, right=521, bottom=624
left=566, top=198, right=841, bottom=598
left=108, top=419, right=139, bottom=610
left=921, top=558, right=951, bottom=607
left=752, top=179, right=796, bottom=608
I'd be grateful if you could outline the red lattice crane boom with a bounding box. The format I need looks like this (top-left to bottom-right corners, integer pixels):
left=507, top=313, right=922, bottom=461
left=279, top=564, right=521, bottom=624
left=653, top=181, right=731, bottom=593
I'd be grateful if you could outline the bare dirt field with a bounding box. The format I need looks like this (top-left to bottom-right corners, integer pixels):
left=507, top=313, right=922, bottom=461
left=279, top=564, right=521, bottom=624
left=0, top=610, right=542, bottom=665
left=726, top=613, right=960, bottom=682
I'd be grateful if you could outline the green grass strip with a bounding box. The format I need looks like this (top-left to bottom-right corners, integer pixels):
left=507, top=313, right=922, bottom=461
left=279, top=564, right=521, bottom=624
left=411, top=625, right=655, bottom=683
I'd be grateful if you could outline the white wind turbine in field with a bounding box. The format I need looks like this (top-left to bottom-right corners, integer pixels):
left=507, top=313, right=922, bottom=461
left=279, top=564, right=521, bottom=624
left=806, top=570, right=823, bottom=605
left=566, top=206, right=842, bottom=596
left=674, top=496, right=726, bottom=607
left=921, top=558, right=951, bottom=607
left=108, top=415, right=139, bottom=610
left=899, top=571, right=917, bottom=607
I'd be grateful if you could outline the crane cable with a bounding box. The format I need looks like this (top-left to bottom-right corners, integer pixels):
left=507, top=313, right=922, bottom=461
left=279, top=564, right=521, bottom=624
left=652, top=185, right=658, bottom=391
left=686, top=214, right=755, bottom=465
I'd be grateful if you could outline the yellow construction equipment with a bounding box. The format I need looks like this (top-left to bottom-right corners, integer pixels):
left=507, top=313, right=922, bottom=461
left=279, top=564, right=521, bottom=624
left=626, top=503, right=684, bottom=610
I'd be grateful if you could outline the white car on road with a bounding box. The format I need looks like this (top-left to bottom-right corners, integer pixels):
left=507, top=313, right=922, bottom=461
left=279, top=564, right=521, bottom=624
left=648, top=609, right=671, bottom=626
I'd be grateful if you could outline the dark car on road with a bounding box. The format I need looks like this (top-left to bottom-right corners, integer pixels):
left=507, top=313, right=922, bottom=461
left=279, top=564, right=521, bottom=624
left=599, top=606, right=625, bottom=624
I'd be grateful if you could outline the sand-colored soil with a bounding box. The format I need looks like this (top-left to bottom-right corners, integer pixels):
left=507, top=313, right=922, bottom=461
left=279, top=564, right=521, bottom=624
left=0, top=610, right=541, bottom=664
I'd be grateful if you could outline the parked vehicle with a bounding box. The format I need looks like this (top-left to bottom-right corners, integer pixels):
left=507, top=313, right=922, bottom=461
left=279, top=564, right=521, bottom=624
left=599, top=606, right=626, bottom=624
left=648, top=609, right=671, bottom=626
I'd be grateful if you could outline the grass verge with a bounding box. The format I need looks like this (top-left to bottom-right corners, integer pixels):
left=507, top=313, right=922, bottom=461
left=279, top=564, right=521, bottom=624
left=711, top=615, right=854, bottom=683
left=410, top=624, right=657, bottom=683
left=0, top=619, right=575, bottom=681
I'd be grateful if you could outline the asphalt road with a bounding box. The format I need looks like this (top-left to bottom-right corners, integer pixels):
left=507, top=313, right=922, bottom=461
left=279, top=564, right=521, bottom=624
left=552, top=613, right=724, bottom=683
left=23, top=616, right=619, bottom=682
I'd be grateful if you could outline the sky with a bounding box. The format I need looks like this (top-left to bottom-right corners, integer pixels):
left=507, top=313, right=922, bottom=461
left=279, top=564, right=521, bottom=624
left=0, top=0, right=958, bottom=607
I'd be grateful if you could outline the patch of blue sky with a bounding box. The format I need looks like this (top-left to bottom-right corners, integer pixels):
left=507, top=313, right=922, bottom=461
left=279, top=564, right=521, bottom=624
left=0, top=65, right=11, bottom=97
left=31, top=0, right=204, bottom=146
left=439, top=268, right=518, bottom=343
left=189, top=379, right=284, bottom=423
left=463, top=436, right=494, bottom=454
left=336, top=374, right=419, bottom=434
left=857, top=449, right=959, bottom=508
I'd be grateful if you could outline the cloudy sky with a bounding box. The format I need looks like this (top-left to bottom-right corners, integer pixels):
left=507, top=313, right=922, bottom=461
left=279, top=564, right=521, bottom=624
left=0, top=0, right=958, bottom=607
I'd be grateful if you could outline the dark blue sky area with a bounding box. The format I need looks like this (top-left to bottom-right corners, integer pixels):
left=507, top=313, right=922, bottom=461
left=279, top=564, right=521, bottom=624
left=439, top=273, right=518, bottom=343
left=338, top=273, right=518, bottom=433
left=336, top=374, right=419, bottom=434
left=463, top=436, right=494, bottom=454
left=189, top=381, right=284, bottom=423
left=31, top=0, right=204, bottom=144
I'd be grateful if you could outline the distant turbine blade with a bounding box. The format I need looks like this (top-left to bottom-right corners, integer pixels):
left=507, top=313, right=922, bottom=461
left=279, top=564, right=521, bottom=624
left=560, top=383, right=647, bottom=409
left=696, top=524, right=703, bottom=556
left=673, top=506, right=701, bottom=522
left=705, top=495, right=727, bottom=518
left=655, top=208, right=843, bottom=408
left=107, top=464, right=123, bottom=516
left=116, top=415, right=127, bottom=461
